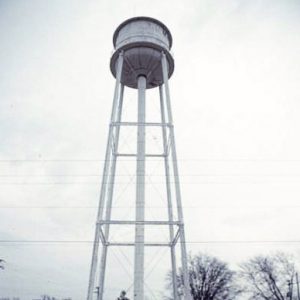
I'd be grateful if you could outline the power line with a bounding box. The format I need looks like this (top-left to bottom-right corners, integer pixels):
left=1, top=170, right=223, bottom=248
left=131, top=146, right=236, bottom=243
left=1, top=158, right=300, bottom=162
left=0, top=205, right=300, bottom=209
left=0, top=240, right=300, bottom=244
left=0, top=181, right=299, bottom=185
left=2, top=173, right=300, bottom=177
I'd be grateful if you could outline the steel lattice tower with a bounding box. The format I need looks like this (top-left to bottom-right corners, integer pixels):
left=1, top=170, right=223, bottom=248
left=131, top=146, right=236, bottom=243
left=87, top=17, right=191, bottom=300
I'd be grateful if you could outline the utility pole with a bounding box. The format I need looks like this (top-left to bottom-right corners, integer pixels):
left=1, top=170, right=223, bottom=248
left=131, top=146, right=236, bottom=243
left=288, top=275, right=294, bottom=300
left=296, top=273, right=300, bottom=300
left=287, top=280, right=292, bottom=300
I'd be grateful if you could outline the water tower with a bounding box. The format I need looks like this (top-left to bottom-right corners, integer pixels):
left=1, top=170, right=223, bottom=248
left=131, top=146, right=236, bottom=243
left=87, top=17, right=191, bottom=300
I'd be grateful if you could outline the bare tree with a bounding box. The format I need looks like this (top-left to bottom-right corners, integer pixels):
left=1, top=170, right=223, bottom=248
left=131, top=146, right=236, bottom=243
left=240, top=252, right=295, bottom=300
left=166, top=253, right=241, bottom=300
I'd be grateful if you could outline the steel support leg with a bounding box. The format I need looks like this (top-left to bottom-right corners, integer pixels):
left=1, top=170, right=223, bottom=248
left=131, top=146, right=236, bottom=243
left=159, top=85, right=179, bottom=300
left=87, top=51, right=124, bottom=300
left=97, top=84, right=124, bottom=300
left=134, top=75, right=147, bottom=300
left=161, top=52, right=191, bottom=300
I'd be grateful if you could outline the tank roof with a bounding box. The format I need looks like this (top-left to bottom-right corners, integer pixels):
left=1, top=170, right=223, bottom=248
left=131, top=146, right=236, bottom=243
left=113, top=16, right=173, bottom=49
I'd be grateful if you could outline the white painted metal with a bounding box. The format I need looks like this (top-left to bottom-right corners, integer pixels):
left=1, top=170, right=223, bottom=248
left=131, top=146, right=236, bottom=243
left=88, top=18, right=191, bottom=300
left=110, top=17, right=174, bottom=89
left=110, top=243, right=170, bottom=247
left=134, top=75, right=147, bottom=300
left=87, top=52, right=124, bottom=300
left=112, top=121, right=171, bottom=127
left=116, top=153, right=165, bottom=157
left=113, top=18, right=171, bottom=52
left=98, top=220, right=180, bottom=225
left=161, top=52, right=192, bottom=300
left=96, top=84, right=124, bottom=300
left=159, top=85, right=179, bottom=300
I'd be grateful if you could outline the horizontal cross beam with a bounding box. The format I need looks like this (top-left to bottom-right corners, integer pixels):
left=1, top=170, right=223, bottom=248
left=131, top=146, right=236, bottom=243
left=111, top=122, right=173, bottom=127
left=108, top=242, right=171, bottom=247
left=115, top=153, right=166, bottom=157
left=97, top=220, right=181, bottom=226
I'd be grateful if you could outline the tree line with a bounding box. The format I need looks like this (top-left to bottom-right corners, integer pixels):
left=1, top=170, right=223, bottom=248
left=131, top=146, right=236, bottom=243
left=1, top=253, right=299, bottom=299
left=0, top=297, right=71, bottom=300
left=166, top=252, right=299, bottom=300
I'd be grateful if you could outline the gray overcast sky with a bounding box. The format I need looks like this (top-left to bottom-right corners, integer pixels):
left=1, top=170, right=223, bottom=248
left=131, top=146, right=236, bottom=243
left=1, top=0, right=300, bottom=299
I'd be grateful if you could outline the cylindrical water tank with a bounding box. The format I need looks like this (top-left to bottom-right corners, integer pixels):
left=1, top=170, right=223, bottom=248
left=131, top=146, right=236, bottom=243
left=110, top=17, right=174, bottom=89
